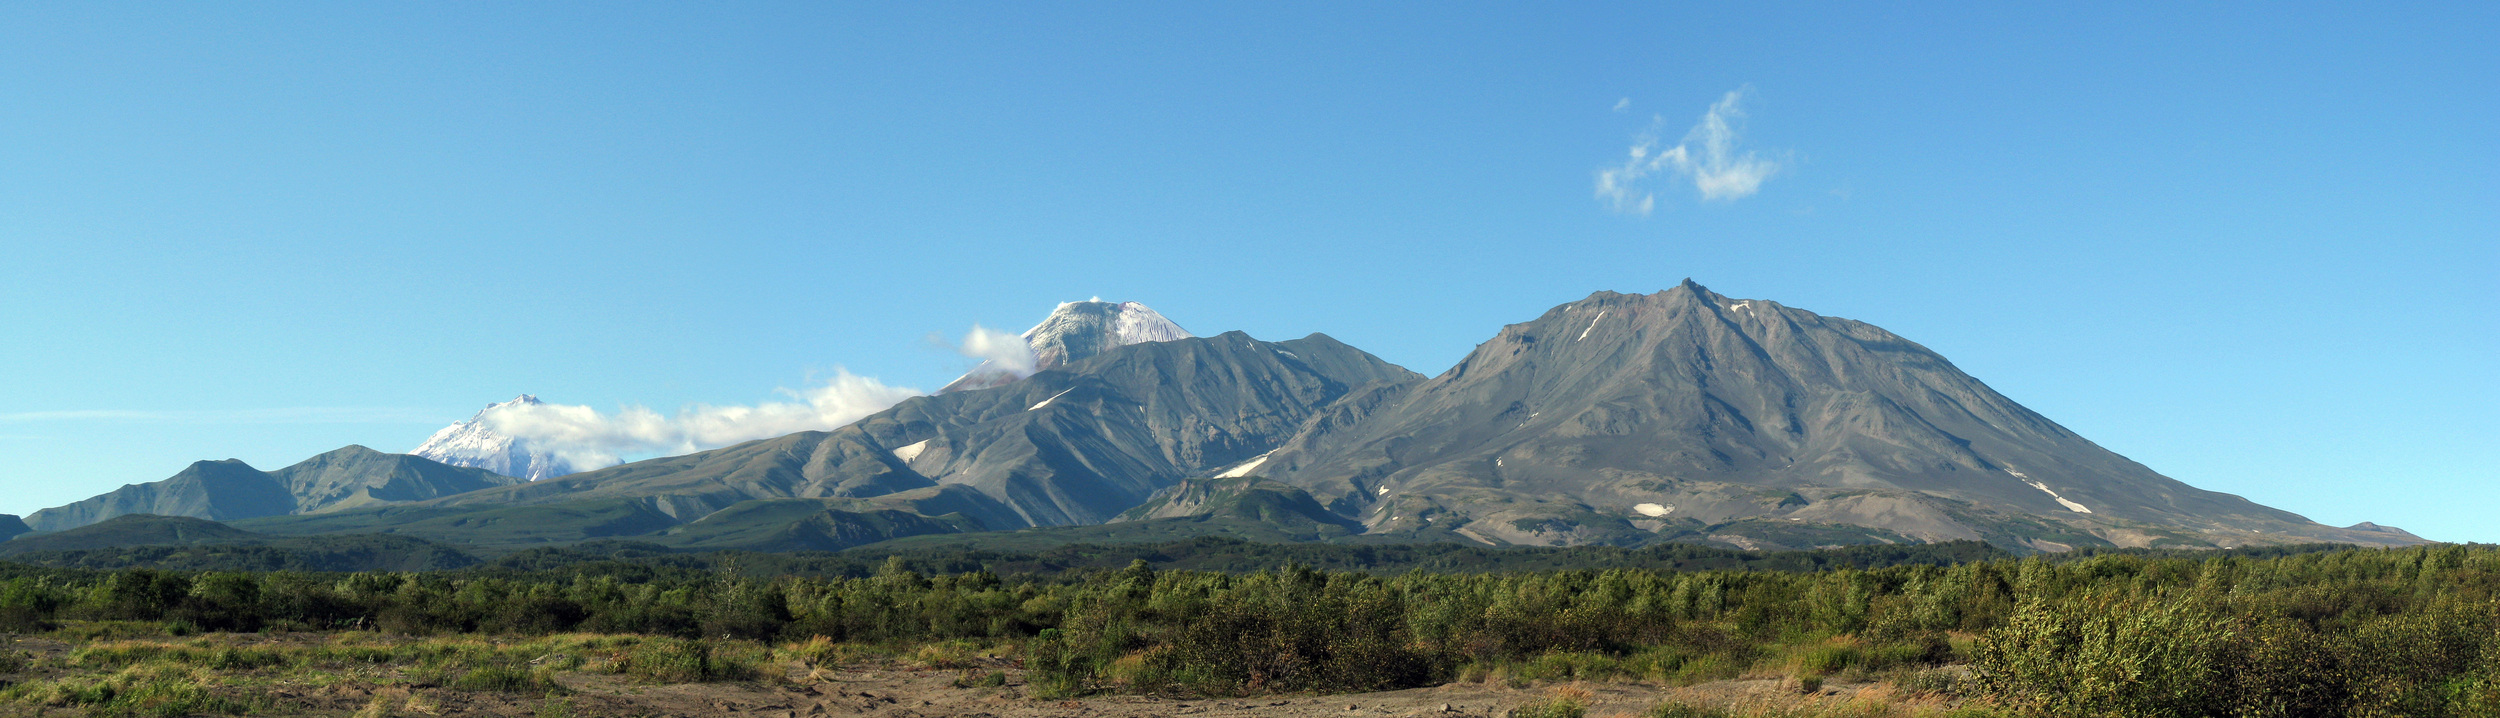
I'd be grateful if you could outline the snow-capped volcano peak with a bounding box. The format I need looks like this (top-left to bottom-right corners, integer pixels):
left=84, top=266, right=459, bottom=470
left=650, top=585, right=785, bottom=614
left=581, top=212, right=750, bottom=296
left=943, top=300, right=1193, bottom=392
left=1028, top=300, right=1192, bottom=366
left=410, top=394, right=580, bottom=481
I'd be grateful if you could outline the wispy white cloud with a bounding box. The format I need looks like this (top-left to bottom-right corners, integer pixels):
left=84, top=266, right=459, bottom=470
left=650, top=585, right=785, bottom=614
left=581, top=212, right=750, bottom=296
left=1595, top=87, right=1783, bottom=214
left=957, top=324, right=1037, bottom=378
left=467, top=321, right=1035, bottom=469
left=0, top=407, right=441, bottom=424
left=1612, top=97, right=1631, bottom=112
left=477, top=370, right=924, bottom=469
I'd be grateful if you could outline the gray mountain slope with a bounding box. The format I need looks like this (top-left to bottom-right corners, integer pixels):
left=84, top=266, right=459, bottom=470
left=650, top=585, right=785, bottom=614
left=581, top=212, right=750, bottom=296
left=0, top=514, right=31, bottom=542
left=1249, top=281, right=2415, bottom=550
left=23, top=446, right=524, bottom=532
left=405, top=331, right=1422, bottom=529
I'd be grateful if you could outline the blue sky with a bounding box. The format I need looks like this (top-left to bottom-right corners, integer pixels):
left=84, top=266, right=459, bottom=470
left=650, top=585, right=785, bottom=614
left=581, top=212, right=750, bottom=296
left=3, top=4, right=2492, bottom=539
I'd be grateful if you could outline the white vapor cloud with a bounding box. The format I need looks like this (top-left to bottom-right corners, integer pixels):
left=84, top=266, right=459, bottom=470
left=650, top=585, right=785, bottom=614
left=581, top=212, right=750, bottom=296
left=957, top=324, right=1037, bottom=378
left=1595, top=87, right=1782, bottom=214
left=1612, top=97, right=1631, bottom=112
left=471, top=322, right=1039, bottom=470
left=477, top=370, right=924, bottom=469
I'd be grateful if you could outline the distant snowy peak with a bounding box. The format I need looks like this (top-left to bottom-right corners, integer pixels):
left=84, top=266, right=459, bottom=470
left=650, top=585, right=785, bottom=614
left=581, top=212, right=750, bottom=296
left=410, top=395, right=579, bottom=481
left=1027, top=300, right=1193, bottom=366
left=941, top=300, right=1194, bottom=393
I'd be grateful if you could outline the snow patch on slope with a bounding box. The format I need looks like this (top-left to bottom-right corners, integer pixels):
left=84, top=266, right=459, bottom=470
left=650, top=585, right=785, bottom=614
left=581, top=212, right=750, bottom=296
left=892, top=439, right=930, bottom=463
left=1215, top=451, right=1273, bottom=479
left=1028, top=388, right=1074, bottom=411
left=2007, top=468, right=2092, bottom=513
left=1634, top=503, right=1674, bottom=517
left=1579, top=310, right=1607, bottom=341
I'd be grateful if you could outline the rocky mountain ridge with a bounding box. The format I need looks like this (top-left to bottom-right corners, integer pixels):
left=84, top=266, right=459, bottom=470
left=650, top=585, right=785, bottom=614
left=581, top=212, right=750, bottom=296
left=19, top=285, right=2425, bottom=552
left=22, top=446, right=523, bottom=532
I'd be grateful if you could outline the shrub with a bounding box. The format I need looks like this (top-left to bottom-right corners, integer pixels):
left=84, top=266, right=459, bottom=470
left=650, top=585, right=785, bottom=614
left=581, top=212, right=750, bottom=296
left=950, top=669, right=1007, bottom=688
left=1892, top=667, right=1961, bottom=697
left=534, top=693, right=577, bottom=718
left=490, top=597, right=588, bottom=636
left=617, top=638, right=749, bottom=683
left=0, top=605, right=52, bottom=634
left=908, top=641, right=977, bottom=670
left=1508, top=685, right=1590, bottom=718
left=1, top=662, right=250, bottom=718
left=92, top=570, right=191, bottom=622
left=1971, top=596, right=2235, bottom=717
left=1796, top=643, right=1858, bottom=676
left=450, top=665, right=561, bottom=693
left=782, top=636, right=841, bottom=668
left=700, top=585, right=791, bottom=641
left=1646, top=702, right=1736, bottom=718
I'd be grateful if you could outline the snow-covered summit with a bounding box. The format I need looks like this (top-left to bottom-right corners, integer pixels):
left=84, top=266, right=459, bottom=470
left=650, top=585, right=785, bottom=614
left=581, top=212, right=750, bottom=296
left=942, top=300, right=1193, bottom=392
left=410, top=395, right=581, bottom=481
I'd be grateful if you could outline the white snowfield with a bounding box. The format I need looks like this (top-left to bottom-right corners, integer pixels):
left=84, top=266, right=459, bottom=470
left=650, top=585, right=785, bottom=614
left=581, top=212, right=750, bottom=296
left=411, top=394, right=581, bottom=481
left=1215, top=451, right=1273, bottom=479
left=2007, top=468, right=2092, bottom=513
left=944, top=299, right=1194, bottom=393
left=1579, top=310, right=1607, bottom=341
left=891, top=439, right=930, bottom=463
left=1028, top=388, right=1073, bottom=411
left=1105, top=300, right=1193, bottom=345
left=1634, top=503, right=1674, bottom=517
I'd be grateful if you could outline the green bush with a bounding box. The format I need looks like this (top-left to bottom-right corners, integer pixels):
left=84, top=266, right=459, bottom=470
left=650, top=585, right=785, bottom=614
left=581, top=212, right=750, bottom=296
left=450, top=665, right=559, bottom=693
left=951, top=669, right=1007, bottom=688
left=534, top=693, right=577, bottom=718
left=1971, top=595, right=2235, bottom=717
left=617, top=638, right=748, bottom=683
left=0, top=663, right=250, bottom=718
left=1509, top=690, right=1587, bottom=718
left=1645, top=703, right=1736, bottom=718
